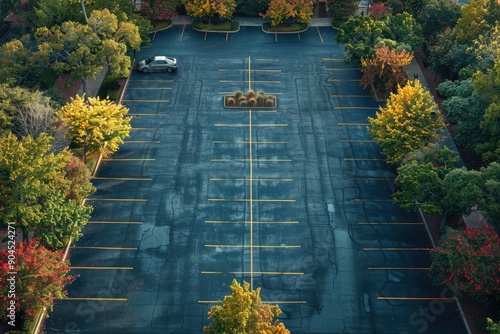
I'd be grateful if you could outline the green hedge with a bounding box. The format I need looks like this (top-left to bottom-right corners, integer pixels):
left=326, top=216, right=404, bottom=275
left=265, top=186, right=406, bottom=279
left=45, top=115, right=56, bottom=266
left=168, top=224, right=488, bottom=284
left=192, top=19, right=239, bottom=31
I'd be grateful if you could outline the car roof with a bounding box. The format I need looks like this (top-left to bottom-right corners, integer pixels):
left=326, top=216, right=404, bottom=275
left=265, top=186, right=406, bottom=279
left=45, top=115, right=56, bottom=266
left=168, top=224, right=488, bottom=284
left=152, top=56, right=171, bottom=60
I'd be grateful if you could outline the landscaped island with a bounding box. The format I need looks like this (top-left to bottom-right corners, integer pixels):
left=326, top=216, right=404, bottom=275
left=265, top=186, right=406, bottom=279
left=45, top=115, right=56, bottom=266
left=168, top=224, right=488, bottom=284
left=224, top=90, right=276, bottom=108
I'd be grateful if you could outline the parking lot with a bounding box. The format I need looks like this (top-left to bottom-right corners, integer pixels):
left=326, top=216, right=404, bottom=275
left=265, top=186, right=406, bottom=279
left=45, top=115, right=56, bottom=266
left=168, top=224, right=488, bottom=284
left=45, top=25, right=468, bottom=334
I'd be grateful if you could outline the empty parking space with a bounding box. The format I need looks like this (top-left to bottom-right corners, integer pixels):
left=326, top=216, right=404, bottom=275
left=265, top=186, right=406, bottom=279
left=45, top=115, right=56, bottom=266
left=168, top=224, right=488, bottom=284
left=46, top=25, right=468, bottom=334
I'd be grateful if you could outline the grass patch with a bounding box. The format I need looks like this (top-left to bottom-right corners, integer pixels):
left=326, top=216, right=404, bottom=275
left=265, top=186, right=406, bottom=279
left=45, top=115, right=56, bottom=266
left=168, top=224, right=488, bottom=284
left=151, top=20, right=171, bottom=31
left=192, top=19, right=239, bottom=31
left=97, top=71, right=125, bottom=101
left=263, top=22, right=308, bottom=32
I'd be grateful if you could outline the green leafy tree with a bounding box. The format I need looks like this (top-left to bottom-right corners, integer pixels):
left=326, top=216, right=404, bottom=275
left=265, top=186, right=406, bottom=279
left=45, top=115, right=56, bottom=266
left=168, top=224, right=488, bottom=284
left=57, top=95, right=131, bottom=158
left=469, top=24, right=500, bottom=73
left=454, top=0, right=500, bottom=45
left=480, top=162, right=500, bottom=226
left=64, top=155, right=96, bottom=203
left=430, top=224, right=500, bottom=302
left=437, top=79, right=488, bottom=149
left=418, top=0, right=461, bottom=45
left=236, top=0, right=269, bottom=17
left=336, top=16, right=391, bottom=63
left=204, top=279, right=290, bottom=334
left=402, top=144, right=458, bottom=175
left=474, top=58, right=500, bottom=162
left=0, top=239, right=76, bottom=320
left=329, top=0, right=357, bottom=24
left=383, top=12, right=424, bottom=51
left=487, top=318, right=500, bottom=333
left=32, top=0, right=83, bottom=30
left=368, top=80, right=444, bottom=165
left=0, top=133, right=71, bottom=237
left=360, top=45, right=413, bottom=98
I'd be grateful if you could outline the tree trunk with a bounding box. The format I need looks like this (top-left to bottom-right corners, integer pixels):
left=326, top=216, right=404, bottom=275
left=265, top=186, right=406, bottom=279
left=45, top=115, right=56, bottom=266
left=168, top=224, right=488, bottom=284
left=81, top=0, right=88, bottom=23
left=82, top=78, right=88, bottom=100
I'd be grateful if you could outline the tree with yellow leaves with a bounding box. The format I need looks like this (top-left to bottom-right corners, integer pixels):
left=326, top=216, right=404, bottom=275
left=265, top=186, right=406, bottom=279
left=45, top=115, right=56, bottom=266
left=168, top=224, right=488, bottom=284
left=261, top=0, right=313, bottom=26
left=368, top=80, right=445, bottom=165
left=57, top=95, right=131, bottom=158
left=204, top=279, right=290, bottom=334
left=185, top=0, right=236, bottom=22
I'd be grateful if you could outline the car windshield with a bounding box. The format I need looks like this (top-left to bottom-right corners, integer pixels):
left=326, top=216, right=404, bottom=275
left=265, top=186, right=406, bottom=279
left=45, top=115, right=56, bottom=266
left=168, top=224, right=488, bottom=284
left=145, top=57, right=156, bottom=65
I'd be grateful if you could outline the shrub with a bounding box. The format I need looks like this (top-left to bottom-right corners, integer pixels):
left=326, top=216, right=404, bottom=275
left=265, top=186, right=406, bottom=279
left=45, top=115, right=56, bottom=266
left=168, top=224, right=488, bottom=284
left=226, top=97, right=236, bottom=106
left=247, top=89, right=255, bottom=99
left=266, top=97, right=275, bottom=107
left=235, top=91, right=243, bottom=99
left=248, top=97, right=257, bottom=107
left=256, top=94, right=265, bottom=106
left=239, top=100, right=247, bottom=107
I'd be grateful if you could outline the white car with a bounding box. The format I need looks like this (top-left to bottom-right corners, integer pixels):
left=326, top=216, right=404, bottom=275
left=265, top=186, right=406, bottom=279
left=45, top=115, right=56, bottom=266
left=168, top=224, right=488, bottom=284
left=138, top=56, right=178, bottom=73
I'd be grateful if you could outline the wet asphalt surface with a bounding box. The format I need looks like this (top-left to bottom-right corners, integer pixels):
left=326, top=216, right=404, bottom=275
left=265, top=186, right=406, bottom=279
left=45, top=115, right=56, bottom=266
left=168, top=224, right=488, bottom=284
left=45, top=25, right=469, bottom=334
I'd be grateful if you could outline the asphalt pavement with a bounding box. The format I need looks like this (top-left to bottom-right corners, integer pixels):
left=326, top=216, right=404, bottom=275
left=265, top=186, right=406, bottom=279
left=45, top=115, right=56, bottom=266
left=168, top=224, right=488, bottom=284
left=45, top=21, right=470, bottom=334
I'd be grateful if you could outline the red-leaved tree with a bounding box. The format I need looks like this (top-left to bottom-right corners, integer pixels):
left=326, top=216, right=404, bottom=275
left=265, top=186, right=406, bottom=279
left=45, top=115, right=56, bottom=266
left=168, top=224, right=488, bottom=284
left=141, top=0, right=178, bottom=21
left=0, top=239, right=75, bottom=320
left=369, top=2, right=391, bottom=20
left=430, top=224, right=500, bottom=302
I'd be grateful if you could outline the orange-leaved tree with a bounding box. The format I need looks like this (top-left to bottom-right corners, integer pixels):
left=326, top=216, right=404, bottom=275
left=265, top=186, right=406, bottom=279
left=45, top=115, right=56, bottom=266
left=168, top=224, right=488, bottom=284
left=204, top=279, right=290, bottom=334
left=360, top=45, right=413, bottom=99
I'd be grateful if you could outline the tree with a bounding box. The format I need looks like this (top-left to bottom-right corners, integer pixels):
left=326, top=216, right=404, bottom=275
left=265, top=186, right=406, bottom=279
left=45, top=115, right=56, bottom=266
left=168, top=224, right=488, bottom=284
left=402, top=143, right=458, bottom=175
left=469, top=24, right=500, bottom=73
left=437, top=79, right=488, bottom=149
left=417, top=0, right=461, bottom=45
left=480, top=162, right=500, bottom=226
left=368, top=80, right=444, bottom=165
left=0, top=239, right=75, bottom=320
left=474, top=58, right=500, bottom=162
left=383, top=12, right=424, bottom=51
left=204, top=279, right=290, bottom=334
left=360, top=45, right=413, bottom=98
left=328, top=0, right=357, bottom=24
left=14, top=90, right=57, bottom=138
left=454, top=0, right=500, bottom=45
left=335, top=16, right=391, bottom=63
left=260, top=0, right=294, bottom=26
left=64, top=155, right=96, bottom=203
left=32, top=0, right=83, bottom=30
left=369, top=2, right=391, bottom=20
left=185, top=0, right=236, bottom=22
left=141, top=0, right=178, bottom=21
left=57, top=95, right=131, bottom=158
left=430, top=224, right=500, bottom=302
left=487, top=318, right=500, bottom=333
left=0, top=133, right=71, bottom=237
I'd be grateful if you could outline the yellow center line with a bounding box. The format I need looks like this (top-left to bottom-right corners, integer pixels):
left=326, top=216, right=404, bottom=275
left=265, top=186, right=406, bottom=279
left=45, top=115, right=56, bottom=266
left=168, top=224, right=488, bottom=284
left=205, top=220, right=299, bottom=224
left=70, top=266, right=134, bottom=270
left=72, top=246, right=138, bottom=251
left=87, top=221, right=143, bottom=224
left=368, top=267, right=430, bottom=270
left=91, top=177, right=153, bottom=181
left=58, top=298, right=127, bottom=301
left=363, top=248, right=432, bottom=251
left=208, top=199, right=295, bottom=202
left=201, top=271, right=304, bottom=275
left=205, top=245, right=300, bottom=248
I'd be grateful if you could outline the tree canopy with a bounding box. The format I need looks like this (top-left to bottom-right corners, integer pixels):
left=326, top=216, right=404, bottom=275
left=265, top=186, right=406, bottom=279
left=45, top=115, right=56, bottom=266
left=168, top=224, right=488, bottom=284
left=204, top=280, right=290, bottom=334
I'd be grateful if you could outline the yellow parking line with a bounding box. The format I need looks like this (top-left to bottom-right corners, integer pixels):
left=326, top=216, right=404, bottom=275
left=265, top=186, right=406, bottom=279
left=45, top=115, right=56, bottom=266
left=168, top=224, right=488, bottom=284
left=323, top=58, right=345, bottom=61
left=198, top=300, right=306, bottom=304
left=70, top=266, right=134, bottom=270
left=211, top=158, right=292, bottom=162
left=205, top=220, right=299, bottom=224
left=209, top=178, right=292, bottom=181
left=205, top=245, right=300, bottom=248
left=353, top=198, right=392, bottom=202
left=123, top=140, right=160, bottom=143
left=214, top=123, right=287, bottom=127
left=72, top=246, right=138, bottom=251
left=84, top=198, right=147, bottom=202
left=208, top=198, right=296, bottom=202
left=122, top=100, right=169, bottom=102
left=377, top=297, right=455, bottom=301
left=127, top=87, right=171, bottom=90
left=58, top=298, right=127, bottom=301
left=328, top=79, right=360, bottom=82
left=201, top=271, right=304, bottom=275
left=326, top=68, right=360, bottom=71
left=363, top=247, right=432, bottom=251
left=316, top=26, right=323, bottom=43
left=102, top=158, right=155, bottom=161
left=87, top=221, right=143, bottom=224
left=213, top=141, right=287, bottom=144
left=91, top=177, right=153, bottom=181
left=337, top=122, right=370, bottom=126
left=344, top=158, right=385, bottom=161
left=368, top=267, right=430, bottom=270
